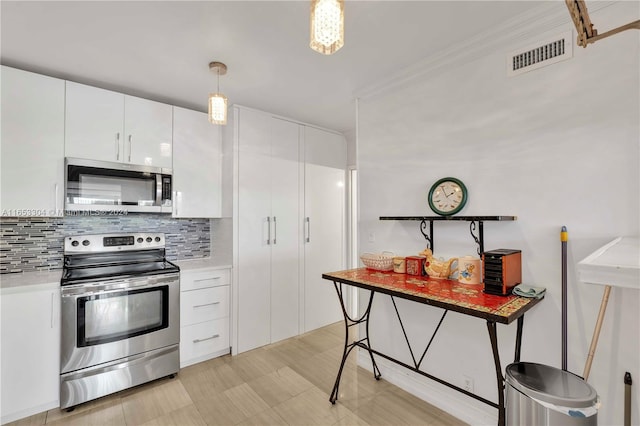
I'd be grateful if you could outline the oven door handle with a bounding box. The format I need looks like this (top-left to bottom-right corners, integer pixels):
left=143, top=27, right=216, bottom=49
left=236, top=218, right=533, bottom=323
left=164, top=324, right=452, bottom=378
left=61, top=274, right=178, bottom=297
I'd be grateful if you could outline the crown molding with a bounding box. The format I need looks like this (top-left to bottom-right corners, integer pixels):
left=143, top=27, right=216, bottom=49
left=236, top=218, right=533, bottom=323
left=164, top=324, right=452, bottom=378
left=354, top=1, right=617, bottom=101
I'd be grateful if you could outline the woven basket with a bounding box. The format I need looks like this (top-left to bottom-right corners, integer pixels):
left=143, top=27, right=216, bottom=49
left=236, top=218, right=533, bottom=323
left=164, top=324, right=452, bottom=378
left=360, top=252, right=395, bottom=271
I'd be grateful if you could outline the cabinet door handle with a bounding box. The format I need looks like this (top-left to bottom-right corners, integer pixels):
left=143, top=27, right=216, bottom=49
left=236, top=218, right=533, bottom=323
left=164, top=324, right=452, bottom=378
left=273, top=216, right=277, bottom=245
left=266, top=216, right=271, bottom=245
left=128, top=135, right=132, bottom=162
left=305, top=217, right=310, bottom=243
left=193, top=301, right=221, bottom=308
left=115, top=133, right=120, bottom=160
left=193, top=334, right=220, bottom=343
left=193, top=277, right=221, bottom=283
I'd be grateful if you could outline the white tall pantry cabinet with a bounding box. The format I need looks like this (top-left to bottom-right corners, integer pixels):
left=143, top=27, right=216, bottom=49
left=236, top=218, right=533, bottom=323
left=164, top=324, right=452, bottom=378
left=233, top=108, right=302, bottom=353
left=231, top=106, right=346, bottom=354
left=303, top=126, right=346, bottom=332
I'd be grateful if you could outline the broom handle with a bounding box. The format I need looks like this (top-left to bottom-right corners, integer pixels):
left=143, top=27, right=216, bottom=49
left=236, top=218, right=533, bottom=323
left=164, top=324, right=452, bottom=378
left=624, top=372, right=632, bottom=426
left=561, top=226, right=568, bottom=371
left=583, top=285, right=611, bottom=381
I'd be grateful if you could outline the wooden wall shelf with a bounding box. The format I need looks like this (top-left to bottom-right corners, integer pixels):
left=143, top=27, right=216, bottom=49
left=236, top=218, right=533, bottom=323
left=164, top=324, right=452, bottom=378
left=379, top=216, right=517, bottom=254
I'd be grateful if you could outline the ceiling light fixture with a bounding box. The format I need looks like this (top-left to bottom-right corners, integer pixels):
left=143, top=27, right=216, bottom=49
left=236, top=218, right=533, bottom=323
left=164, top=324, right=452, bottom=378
left=310, top=0, right=344, bottom=55
left=208, top=61, right=228, bottom=125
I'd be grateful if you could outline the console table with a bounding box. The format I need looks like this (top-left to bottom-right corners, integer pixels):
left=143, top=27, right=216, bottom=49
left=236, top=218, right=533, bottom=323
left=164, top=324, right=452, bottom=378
left=322, top=268, right=543, bottom=426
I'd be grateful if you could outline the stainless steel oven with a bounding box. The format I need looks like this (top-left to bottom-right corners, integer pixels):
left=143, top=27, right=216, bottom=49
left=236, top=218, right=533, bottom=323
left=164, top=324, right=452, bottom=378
left=60, top=233, right=180, bottom=409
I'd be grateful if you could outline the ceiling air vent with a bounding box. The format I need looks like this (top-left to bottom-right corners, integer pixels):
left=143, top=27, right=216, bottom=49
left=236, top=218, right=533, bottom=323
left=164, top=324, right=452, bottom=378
left=507, top=31, right=573, bottom=77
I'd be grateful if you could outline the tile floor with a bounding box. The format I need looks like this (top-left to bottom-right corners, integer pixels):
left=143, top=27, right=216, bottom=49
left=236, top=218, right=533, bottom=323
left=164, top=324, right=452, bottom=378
left=9, top=322, right=467, bottom=425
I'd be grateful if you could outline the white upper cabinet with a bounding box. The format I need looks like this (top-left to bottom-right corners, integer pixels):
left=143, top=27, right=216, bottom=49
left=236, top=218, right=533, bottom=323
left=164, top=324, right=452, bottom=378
left=64, top=81, right=123, bottom=163
left=1, top=66, right=65, bottom=216
left=172, top=107, right=222, bottom=218
left=124, top=95, right=173, bottom=168
left=65, top=81, right=173, bottom=168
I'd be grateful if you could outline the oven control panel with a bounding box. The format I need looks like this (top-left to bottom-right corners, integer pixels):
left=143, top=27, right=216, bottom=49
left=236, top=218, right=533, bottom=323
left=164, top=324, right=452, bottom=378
left=64, top=233, right=166, bottom=253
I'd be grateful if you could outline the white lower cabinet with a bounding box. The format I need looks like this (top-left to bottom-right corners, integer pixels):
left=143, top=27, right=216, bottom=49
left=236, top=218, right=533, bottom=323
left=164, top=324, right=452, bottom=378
left=1, top=285, right=60, bottom=424
left=180, top=318, right=230, bottom=365
left=181, top=286, right=229, bottom=324
left=179, top=267, right=231, bottom=368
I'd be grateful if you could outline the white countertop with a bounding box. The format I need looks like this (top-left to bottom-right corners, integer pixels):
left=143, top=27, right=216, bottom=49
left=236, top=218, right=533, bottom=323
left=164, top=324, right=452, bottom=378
left=174, top=258, right=232, bottom=272
left=577, top=237, right=640, bottom=289
left=0, top=258, right=231, bottom=295
left=0, top=270, right=62, bottom=294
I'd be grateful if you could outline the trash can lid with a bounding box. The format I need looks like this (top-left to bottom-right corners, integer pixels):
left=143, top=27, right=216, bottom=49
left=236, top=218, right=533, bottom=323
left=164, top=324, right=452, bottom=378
left=506, top=362, right=598, bottom=408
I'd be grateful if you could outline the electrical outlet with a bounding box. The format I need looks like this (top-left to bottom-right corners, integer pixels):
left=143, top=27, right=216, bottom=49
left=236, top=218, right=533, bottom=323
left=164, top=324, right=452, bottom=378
left=368, top=232, right=375, bottom=243
left=463, top=375, right=474, bottom=393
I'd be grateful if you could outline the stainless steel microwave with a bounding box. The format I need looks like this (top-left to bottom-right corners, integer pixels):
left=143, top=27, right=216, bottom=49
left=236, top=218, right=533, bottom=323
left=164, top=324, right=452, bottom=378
left=65, top=158, right=172, bottom=213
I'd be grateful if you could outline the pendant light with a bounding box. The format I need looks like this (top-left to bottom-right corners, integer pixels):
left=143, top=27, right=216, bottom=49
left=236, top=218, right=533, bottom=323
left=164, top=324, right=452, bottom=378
left=208, top=61, right=228, bottom=125
left=310, top=0, right=344, bottom=55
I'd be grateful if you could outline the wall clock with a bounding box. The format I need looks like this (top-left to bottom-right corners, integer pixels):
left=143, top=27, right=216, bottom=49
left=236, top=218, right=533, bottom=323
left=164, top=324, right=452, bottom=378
left=428, top=177, right=468, bottom=216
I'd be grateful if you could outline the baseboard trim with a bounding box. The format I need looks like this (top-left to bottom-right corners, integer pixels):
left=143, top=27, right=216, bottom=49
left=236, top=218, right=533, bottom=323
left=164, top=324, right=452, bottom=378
left=180, top=347, right=230, bottom=368
left=357, top=351, right=497, bottom=426
left=1, top=400, right=59, bottom=425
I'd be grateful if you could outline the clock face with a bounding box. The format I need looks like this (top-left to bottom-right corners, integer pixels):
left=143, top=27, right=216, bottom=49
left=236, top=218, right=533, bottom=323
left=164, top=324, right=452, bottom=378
left=428, top=178, right=468, bottom=216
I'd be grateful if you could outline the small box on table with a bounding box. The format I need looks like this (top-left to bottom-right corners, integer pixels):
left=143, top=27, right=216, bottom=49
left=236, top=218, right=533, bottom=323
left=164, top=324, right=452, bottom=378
left=482, top=249, right=522, bottom=295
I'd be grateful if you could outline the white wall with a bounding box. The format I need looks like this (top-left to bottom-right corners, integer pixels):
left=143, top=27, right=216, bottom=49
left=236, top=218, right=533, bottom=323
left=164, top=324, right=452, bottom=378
left=344, top=128, right=357, bottom=168
left=357, top=2, right=639, bottom=425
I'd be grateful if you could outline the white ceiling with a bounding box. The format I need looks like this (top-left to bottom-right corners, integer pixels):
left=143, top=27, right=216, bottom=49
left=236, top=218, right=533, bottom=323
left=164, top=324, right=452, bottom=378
left=1, top=1, right=542, bottom=134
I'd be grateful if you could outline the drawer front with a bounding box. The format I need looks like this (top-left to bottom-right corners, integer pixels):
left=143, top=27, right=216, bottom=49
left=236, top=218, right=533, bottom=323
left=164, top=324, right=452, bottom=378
left=180, top=318, right=229, bottom=363
left=181, top=286, right=229, bottom=326
left=181, top=268, right=230, bottom=292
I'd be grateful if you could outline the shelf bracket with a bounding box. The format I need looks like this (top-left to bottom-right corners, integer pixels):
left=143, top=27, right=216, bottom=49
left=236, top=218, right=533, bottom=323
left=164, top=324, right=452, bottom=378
left=469, top=220, right=484, bottom=255
left=379, top=216, right=515, bottom=255
left=420, top=219, right=434, bottom=251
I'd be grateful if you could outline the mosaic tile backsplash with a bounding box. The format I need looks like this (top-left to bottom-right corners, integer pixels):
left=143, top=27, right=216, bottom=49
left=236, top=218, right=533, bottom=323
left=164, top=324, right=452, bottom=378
left=0, top=214, right=211, bottom=274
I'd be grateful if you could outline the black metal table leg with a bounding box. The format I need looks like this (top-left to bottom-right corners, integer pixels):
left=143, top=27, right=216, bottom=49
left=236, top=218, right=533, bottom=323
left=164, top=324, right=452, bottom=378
left=514, top=315, right=524, bottom=363
left=487, top=321, right=505, bottom=426
left=365, top=296, right=382, bottom=381
left=329, top=282, right=379, bottom=404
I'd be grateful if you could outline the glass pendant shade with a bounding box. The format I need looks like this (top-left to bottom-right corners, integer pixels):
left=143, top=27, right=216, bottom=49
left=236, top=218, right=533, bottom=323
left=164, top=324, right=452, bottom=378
left=310, top=0, right=344, bottom=55
left=208, top=61, right=228, bottom=125
left=208, top=93, right=227, bottom=125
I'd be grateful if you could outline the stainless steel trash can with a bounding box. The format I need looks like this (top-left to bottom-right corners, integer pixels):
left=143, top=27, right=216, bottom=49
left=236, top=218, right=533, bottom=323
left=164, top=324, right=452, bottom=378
left=506, top=362, right=598, bottom=426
